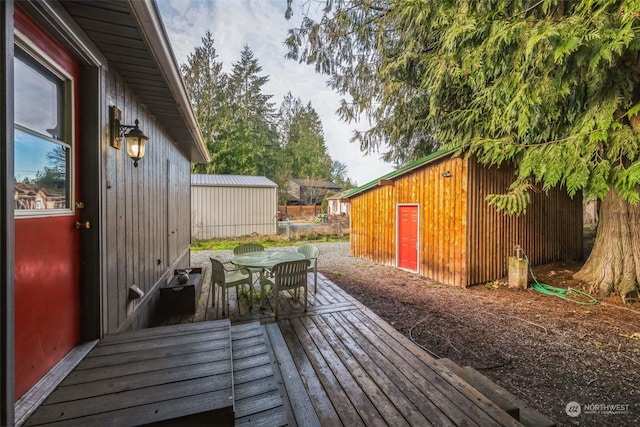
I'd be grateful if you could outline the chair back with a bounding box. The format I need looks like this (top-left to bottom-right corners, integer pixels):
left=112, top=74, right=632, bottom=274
left=298, top=244, right=319, bottom=260
left=233, top=243, right=265, bottom=255
left=209, top=258, right=226, bottom=285
left=272, top=260, right=310, bottom=290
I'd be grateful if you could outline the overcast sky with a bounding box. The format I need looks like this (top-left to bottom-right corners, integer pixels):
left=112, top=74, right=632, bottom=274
left=156, top=0, right=394, bottom=186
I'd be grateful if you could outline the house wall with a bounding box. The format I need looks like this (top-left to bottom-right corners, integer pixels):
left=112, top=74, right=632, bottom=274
left=191, top=185, right=277, bottom=239
left=327, top=199, right=350, bottom=216
left=465, top=159, right=583, bottom=286
left=350, top=156, right=469, bottom=286
left=103, top=71, right=191, bottom=333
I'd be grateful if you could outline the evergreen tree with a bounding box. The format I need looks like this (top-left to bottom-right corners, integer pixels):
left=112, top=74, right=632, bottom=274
left=288, top=103, right=332, bottom=179
left=286, top=0, right=640, bottom=300
left=278, top=93, right=333, bottom=179
left=182, top=32, right=357, bottom=205
left=285, top=0, right=439, bottom=164
left=225, top=45, right=280, bottom=177
left=180, top=31, right=227, bottom=174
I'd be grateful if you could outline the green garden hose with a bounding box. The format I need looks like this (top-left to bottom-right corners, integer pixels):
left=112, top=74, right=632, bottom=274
left=524, top=255, right=599, bottom=306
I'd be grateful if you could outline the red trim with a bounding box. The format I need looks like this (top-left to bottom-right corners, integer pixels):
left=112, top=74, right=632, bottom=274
left=14, top=5, right=77, bottom=76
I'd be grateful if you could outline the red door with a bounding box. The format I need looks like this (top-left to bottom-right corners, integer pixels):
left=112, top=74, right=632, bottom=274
left=13, top=7, right=82, bottom=399
left=398, top=205, right=419, bottom=271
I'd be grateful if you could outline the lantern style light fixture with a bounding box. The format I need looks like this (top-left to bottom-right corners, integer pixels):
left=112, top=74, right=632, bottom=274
left=110, top=106, right=149, bottom=167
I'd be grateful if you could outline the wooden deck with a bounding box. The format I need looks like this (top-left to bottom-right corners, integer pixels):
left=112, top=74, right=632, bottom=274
left=25, top=268, right=521, bottom=426
left=25, top=321, right=235, bottom=426
left=154, top=270, right=521, bottom=426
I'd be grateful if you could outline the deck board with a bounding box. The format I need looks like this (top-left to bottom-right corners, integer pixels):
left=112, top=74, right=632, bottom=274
left=312, top=313, right=428, bottom=426
left=265, top=323, right=320, bottom=427
left=348, top=309, right=519, bottom=426
left=231, top=322, right=289, bottom=427
left=173, top=269, right=518, bottom=426
left=25, top=320, right=234, bottom=426
left=285, top=317, right=368, bottom=427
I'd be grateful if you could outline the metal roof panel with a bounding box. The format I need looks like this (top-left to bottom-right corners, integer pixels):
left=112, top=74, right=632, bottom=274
left=191, top=174, right=277, bottom=188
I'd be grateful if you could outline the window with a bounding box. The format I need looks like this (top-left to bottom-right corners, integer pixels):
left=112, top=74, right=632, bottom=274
left=14, top=47, right=72, bottom=213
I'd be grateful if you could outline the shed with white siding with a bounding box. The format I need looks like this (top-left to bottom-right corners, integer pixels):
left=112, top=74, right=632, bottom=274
left=191, top=174, right=278, bottom=239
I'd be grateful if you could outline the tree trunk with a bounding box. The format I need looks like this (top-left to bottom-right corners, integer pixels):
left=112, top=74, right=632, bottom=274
left=574, top=187, right=640, bottom=301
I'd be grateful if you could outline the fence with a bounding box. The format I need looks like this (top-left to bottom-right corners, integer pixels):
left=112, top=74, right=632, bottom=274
left=191, top=221, right=277, bottom=240
left=276, top=218, right=350, bottom=240
left=278, top=205, right=322, bottom=221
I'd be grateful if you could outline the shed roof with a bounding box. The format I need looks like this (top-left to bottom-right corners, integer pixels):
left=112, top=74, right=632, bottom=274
left=191, top=174, right=277, bottom=188
left=341, top=147, right=456, bottom=199
left=327, top=190, right=352, bottom=200
left=24, top=0, right=209, bottom=164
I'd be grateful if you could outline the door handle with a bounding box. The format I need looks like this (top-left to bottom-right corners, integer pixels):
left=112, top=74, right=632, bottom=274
left=75, top=221, right=91, bottom=230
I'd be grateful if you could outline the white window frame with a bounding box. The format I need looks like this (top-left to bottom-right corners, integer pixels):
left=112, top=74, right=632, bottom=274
left=14, top=30, right=76, bottom=218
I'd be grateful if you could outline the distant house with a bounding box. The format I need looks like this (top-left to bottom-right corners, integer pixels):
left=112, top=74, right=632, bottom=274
left=341, top=148, right=583, bottom=287
left=287, top=179, right=340, bottom=205
left=191, top=174, right=278, bottom=239
left=14, top=183, right=66, bottom=210
left=327, top=191, right=351, bottom=217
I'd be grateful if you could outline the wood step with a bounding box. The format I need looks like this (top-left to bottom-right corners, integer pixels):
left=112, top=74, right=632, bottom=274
left=438, top=359, right=556, bottom=427
left=439, top=358, right=519, bottom=419
left=24, top=320, right=235, bottom=426
left=231, top=321, right=289, bottom=426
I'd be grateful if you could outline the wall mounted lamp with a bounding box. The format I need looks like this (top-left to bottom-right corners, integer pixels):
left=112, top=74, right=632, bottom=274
left=110, top=106, right=149, bottom=167
left=441, top=171, right=451, bottom=178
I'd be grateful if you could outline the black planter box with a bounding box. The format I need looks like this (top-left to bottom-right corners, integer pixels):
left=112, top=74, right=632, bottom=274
left=160, top=268, right=203, bottom=316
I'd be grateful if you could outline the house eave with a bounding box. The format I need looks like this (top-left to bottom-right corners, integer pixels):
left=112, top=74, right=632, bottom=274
left=127, top=0, right=209, bottom=164
left=26, top=0, right=210, bottom=164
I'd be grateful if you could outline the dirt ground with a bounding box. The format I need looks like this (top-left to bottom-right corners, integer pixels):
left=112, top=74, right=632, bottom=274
left=320, top=231, right=640, bottom=427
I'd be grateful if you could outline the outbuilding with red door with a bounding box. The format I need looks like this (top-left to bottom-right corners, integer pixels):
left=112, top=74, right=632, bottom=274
left=341, top=148, right=584, bottom=287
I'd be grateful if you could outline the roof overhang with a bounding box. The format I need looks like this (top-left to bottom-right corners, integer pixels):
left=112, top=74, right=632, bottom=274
left=22, top=0, right=209, bottom=164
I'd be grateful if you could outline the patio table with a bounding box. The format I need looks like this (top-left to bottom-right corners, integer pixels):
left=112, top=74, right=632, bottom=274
left=230, top=250, right=305, bottom=269
left=231, top=250, right=305, bottom=308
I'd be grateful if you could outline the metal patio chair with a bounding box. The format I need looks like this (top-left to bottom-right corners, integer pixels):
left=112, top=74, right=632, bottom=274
left=298, top=244, right=319, bottom=293
left=262, top=259, right=310, bottom=318
left=232, top=243, right=265, bottom=298
left=209, top=258, right=252, bottom=316
left=232, top=243, right=265, bottom=255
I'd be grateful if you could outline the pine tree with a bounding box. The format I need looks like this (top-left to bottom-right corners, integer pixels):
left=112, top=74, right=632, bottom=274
left=226, top=45, right=279, bottom=177
left=278, top=93, right=333, bottom=179
left=180, top=31, right=227, bottom=174
left=285, top=0, right=640, bottom=300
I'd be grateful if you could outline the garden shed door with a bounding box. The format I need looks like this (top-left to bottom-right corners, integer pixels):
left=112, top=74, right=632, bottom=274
left=397, top=205, right=419, bottom=271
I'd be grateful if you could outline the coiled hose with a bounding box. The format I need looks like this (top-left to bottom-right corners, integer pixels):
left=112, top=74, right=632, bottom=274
left=525, top=255, right=598, bottom=306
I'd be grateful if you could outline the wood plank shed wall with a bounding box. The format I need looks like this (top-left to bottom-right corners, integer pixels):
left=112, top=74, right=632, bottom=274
left=104, top=71, right=191, bottom=333
left=466, top=160, right=583, bottom=285
left=349, top=155, right=583, bottom=287
left=350, top=156, right=468, bottom=286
